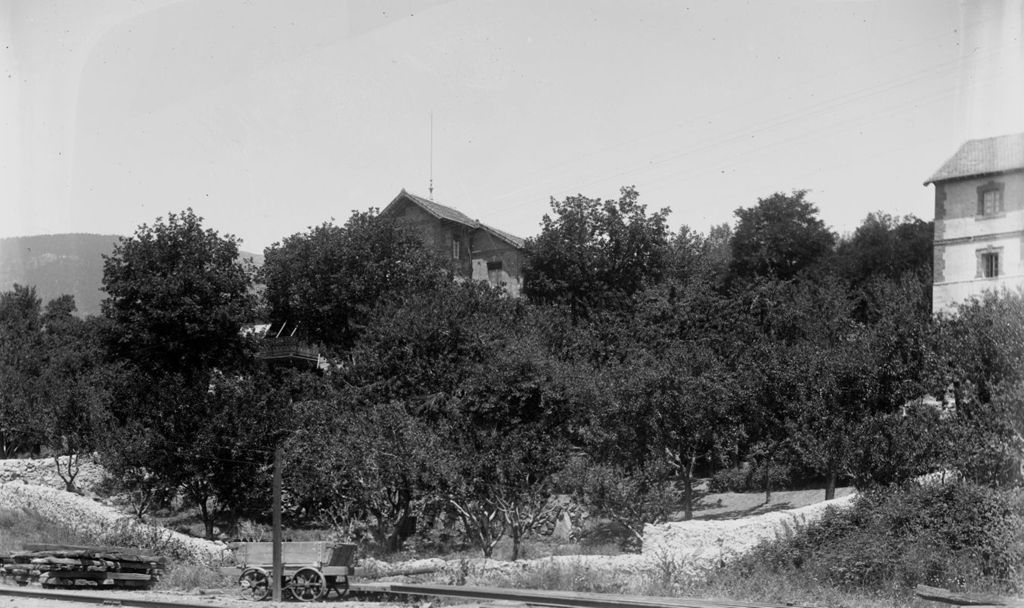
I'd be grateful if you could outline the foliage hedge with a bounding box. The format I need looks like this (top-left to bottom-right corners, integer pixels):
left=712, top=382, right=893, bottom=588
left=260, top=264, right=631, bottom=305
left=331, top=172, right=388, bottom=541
left=716, top=480, right=1024, bottom=592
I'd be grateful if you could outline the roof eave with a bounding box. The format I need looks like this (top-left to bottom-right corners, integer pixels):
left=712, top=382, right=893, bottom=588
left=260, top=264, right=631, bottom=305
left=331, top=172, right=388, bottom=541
left=925, top=166, right=1024, bottom=186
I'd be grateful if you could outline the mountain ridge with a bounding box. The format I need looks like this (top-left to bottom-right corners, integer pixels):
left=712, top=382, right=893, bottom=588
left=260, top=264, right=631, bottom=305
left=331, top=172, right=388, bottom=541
left=1, top=233, right=264, bottom=317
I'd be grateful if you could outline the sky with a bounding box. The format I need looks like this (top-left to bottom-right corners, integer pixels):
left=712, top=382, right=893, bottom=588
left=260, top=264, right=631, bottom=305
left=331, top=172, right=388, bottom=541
left=2, top=0, right=1023, bottom=253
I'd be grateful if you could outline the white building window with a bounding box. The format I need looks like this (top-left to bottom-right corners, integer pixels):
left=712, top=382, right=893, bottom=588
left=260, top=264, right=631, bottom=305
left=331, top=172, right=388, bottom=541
left=452, top=239, right=460, bottom=259
left=980, top=251, right=1000, bottom=278
left=977, top=182, right=1004, bottom=217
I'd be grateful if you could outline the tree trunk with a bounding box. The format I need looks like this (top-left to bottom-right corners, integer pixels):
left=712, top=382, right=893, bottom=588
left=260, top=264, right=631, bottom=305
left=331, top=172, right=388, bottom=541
left=510, top=526, right=522, bottom=561
left=199, top=498, right=215, bottom=539
left=825, top=468, right=837, bottom=501
left=763, top=457, right=772, bottom=505
left=681, top=453, right=696, bottom=521
left=54, top=453, right=79, bottom=493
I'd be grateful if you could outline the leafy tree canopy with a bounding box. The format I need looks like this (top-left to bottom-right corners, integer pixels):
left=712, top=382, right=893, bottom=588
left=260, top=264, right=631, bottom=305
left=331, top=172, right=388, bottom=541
left=523, top=186, right=671, bottom=317
left=730, top=190, right=835, bottom=282
left=260, top=210, right=447, bottom=351
left=830, top=212, right=933, bottom=288
left=102, top=208, right=255, bottom=377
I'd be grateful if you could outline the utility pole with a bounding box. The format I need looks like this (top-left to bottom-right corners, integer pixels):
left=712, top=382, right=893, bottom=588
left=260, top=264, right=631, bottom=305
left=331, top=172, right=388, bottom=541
left=272, top=445, right=283, bottom=601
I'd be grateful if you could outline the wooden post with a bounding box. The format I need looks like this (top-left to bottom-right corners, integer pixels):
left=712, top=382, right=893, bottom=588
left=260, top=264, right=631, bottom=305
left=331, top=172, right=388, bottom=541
left=272, top=445, right=283, bottom=602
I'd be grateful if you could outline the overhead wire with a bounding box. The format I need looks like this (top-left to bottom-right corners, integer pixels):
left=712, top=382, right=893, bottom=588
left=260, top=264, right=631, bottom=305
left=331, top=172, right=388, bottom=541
left=482, top=35, right=1017, bottom=222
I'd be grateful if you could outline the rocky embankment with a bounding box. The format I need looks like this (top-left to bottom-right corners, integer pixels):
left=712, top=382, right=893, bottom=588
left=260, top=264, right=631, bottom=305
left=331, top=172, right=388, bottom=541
left=0, top=456, right=106, bottom=492
left=0, top=482, right=228, bottom=564
left=362, top=495, right=856, bottom=587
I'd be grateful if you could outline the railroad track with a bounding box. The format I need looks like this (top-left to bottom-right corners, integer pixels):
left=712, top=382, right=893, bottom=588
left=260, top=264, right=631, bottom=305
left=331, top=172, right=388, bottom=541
left=0, top=585, right=212, bottom=608
left=0, top=582, right=806, bottom=608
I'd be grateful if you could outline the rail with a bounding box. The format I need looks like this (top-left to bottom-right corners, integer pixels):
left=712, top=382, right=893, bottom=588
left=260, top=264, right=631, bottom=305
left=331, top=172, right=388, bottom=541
left=2, top=581, right=810, bottom=608
left=916, top=584, right=1024, bottom=608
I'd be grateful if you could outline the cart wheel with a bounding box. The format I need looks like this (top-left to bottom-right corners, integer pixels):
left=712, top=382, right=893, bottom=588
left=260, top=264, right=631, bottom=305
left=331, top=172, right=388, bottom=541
left=238, top=567, right=270, bottom=601
left=287, top=567, right=326, bottom=602
left=325, top=575, right=349, bottom=599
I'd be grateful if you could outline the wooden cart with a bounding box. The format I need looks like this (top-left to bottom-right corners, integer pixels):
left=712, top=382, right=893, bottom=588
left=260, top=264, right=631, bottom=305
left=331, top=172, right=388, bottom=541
left=219, top=541, right=356, bottom=602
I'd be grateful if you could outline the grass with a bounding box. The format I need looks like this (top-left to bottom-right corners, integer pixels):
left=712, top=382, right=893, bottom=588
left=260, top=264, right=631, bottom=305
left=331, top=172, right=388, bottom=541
left=686, top=486, right=857, bottom=521
left=13, top=478, right=996, bottom=608
left=0, top=506, right=99, bottom=553
left=153, top=562, right=233, bottom=592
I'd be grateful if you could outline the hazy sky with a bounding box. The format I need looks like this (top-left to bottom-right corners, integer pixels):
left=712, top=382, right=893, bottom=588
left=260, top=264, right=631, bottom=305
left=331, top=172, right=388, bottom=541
left=2, top=0, right=1023, bottom=252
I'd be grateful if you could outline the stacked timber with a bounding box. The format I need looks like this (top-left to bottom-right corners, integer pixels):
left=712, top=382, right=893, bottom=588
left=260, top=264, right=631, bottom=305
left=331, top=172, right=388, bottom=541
left=0, top=544, right=165, bottom=589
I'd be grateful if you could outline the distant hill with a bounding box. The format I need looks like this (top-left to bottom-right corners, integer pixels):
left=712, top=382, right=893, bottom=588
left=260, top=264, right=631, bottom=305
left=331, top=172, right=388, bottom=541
left=0, top=234, right=264, bottom=318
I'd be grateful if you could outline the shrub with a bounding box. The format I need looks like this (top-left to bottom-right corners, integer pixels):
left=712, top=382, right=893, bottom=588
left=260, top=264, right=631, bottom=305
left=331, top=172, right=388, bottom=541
left=154, top=562, right=232, bottom=591
left=713, top=480, right=1024, bottom=593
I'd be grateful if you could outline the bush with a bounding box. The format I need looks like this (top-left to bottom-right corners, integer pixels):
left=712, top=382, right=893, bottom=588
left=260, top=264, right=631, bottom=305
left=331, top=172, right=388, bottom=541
left=713, top=480, right=1024, bottom=593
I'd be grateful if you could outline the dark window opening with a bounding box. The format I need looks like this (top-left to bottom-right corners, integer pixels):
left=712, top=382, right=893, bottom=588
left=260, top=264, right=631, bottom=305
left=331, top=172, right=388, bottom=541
left=982, top=252, right=1000, bottom=278
left=977, top=182, right=1005, bottom=217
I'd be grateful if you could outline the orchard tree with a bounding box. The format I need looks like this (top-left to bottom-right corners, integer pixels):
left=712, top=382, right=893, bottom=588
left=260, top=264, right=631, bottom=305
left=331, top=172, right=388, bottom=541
left=730, top=190, right=835, bottom=282
left=261, top=210, right=447, bottom=351
left=523, top=186, right=671, bottom=318
left=38, top=301, right=110, bottom=492
left=101, top=209, right=262, bottom=536
left=441, top=328, right=573, bottom=560
left=830, top=212, right=933, bottom=288
left=0, top=287, right=108, bottom=471
left=927, top=289, right=1024, bottom=486
left=285, top=398, right=441, bottom=552
left=0, top=285, right=45, bottom=457
left=668, top=223, right=733, bottom=289
left=102, top=209, right=256, bottom=377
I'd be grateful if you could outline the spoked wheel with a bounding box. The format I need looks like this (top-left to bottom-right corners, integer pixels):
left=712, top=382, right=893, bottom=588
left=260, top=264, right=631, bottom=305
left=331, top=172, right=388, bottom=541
left=325, top=575, right=350, bottom=600
left=238, top=567, right=270, bottom=601
left=287, top=567, right=327, bottom=602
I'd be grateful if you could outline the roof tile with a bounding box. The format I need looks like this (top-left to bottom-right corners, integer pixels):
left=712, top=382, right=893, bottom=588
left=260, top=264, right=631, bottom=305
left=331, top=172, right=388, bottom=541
left=925, top=132, right=1024, bottom=184
left=384, top=190, right=525, bottom=248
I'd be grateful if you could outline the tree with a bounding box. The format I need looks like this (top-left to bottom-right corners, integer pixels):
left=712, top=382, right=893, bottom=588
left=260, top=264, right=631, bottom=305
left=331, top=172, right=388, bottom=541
left=523, top=186, right=671, bottom=318
left=102, top=208, right=255, bottom=378
left=260, top=210, right=447, bottom=351
left=829, top=212, right=933, bottom=289
left=0, top=285, right=45, bottom=457
left=101, top=209, right=261, bottom=536
left=285, top=398, right=441, bottom=552
left=441, top=327, right=572, bottom=559
left=925, top=289, right=1024, bottom=487
left=0, top=287, right=109, bottom=475
left=566, top=457, right=677, bottom=549
left=668, top=223, right=732, bottom=289
left=325, top=281, right=574, bottom=557
left=730, top=190, right=835, bottom=282
left=38, top=303, right=110, bottom=492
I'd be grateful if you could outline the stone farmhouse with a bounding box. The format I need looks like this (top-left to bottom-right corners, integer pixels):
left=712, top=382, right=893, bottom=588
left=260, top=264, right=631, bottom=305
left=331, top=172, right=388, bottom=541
left=926, top=132, right=1024, bottom=314
left=380, top=189, right=526, bottom=297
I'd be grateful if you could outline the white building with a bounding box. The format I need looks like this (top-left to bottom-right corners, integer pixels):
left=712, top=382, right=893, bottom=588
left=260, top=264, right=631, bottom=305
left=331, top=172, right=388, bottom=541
left=926, top=133, right=1024, bottom=314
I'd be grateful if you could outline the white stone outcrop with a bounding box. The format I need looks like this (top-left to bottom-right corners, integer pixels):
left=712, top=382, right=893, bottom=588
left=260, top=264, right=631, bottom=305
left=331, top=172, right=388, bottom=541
left=642, top=493, right=856, bottom=572
left=0, top=456, right=106, bottom=492
left=0, top=482, right=228, bottom=564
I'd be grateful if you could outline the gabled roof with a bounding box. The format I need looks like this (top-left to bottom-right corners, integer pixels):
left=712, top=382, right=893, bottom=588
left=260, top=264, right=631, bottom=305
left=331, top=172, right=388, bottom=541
left=925, top=132, right=1024, bottom=185
left=384, top=189, right=477, bottom=228
left=478, top=222, right=526, bottom=249
left=382, top=189, right=525, bottom=248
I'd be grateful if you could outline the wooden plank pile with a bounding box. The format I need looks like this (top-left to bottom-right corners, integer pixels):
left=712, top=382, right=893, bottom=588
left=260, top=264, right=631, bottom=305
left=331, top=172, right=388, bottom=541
left=0, top=543, right=165, bottom=589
